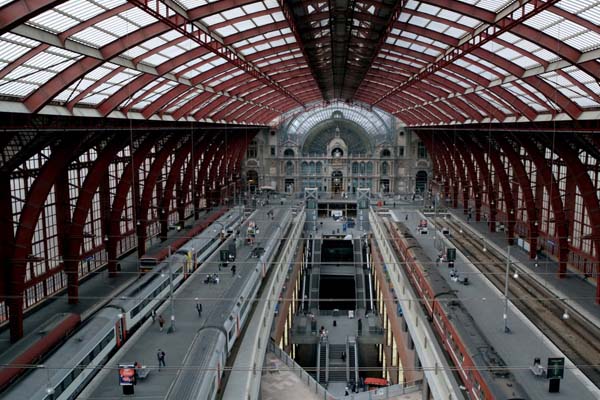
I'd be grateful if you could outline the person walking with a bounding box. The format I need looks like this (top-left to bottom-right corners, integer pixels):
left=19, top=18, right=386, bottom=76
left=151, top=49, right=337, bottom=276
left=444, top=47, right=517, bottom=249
left=157, top=349, right=166, bottom=370
left=231, top=264, right=236, bottom=276
left=158, top=315, right=165, bottom=332
left=341, top=351, right=346, bottom=362
left=357, top=318, right=362, bottom=335
left=196, top=301, right=202, bottom=318
left=151, top=309, right=156, bottom=323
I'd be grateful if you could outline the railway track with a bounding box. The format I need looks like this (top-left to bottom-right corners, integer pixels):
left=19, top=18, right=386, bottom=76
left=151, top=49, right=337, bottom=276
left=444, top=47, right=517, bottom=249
left=432, top=217, right=600, bottom=387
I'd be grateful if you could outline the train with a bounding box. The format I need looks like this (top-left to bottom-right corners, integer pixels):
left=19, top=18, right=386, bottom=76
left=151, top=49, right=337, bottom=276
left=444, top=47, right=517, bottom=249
left=1, top=208, right=242, bottom=400
left=0, top=313, right=80, bottom=391
left=381, top=216, right=527, bottom=400
left=166, top=208, right=293, bottom=400
left=139, top=207, right=228, bottom=272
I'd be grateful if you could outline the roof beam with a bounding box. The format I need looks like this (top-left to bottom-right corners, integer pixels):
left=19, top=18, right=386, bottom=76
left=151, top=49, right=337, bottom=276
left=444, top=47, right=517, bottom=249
left=128, top=0, right=304, bottom=108
left=0, top=0, right=66, bottom=34
left=352, top=0, right=408, bottom=97
left=373, top=0, right=562, bottom=106
left=276, top=0, right=323, bottom=101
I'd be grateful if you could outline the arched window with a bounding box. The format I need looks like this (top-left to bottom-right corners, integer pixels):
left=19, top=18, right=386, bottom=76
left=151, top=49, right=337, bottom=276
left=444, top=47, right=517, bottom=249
left=381, top=162, right=388, bottom=176
left=284, top=148, right=295, bottom=157
left=309, top=161, right=315, bottom=174
left=366, top=162, right=373, bottom=174
left=286, top=161, right=294, bottom=176
left=381, top=149, right=391, bottom=157
left=316, top=162, right=322, bottom=174
left=360, top=162, right=366, bottom=174
left=247, top=140, right=258, bottom=158
left=352, top=162, right=359, bottom=174
left=301, top=162, right=309, bottom=175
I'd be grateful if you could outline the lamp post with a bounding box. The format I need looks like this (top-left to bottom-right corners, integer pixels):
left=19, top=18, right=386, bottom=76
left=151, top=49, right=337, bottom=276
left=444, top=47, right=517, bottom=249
left=503, top=245, right=518, bottom=333
left=167, top=245, right=175, bottom=333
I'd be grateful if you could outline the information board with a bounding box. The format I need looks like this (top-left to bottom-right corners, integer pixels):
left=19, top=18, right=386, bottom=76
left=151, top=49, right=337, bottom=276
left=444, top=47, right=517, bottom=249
left=547, top=357, right=565, bottom=379
left=119, top=364, right=136, bottom=386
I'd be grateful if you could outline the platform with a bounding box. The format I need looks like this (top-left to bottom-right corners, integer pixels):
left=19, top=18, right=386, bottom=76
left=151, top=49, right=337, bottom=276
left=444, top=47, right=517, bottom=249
left=81, top=206, right=286, bottom=399
left=0, top=208, right=228, bottom=357
left=391, top=208, right=600, bottom=400
left=447, top=208, right=600, bottom=329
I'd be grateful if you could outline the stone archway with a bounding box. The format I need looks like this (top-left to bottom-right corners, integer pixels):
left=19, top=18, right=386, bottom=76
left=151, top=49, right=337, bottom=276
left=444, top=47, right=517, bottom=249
left=247, top=170, right=258, bottom=193
left=415, top=170, right=428, bottom=193
left=332, top=170, right=343, bottom=193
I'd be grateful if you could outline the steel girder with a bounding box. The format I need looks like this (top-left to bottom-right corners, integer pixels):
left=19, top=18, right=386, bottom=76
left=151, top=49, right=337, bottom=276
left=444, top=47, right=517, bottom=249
left=194, top=137, right=226, bottom=210
left=128, top=0, right=304, bottom=108
left=158, top=136, right=199, bottom=240
left=176, top=134, right=215, bottom=224
left=0, top=0, right=65, bottom=33
left=439, top=134, right=470, bottom=213
left=106, top=135, right=159, bottom=276
left=8, top=137, right=89, bottom=342
left=64, top=135, right=128, bottom=304
left=172, top=92, right=215, bottom=121
left=0, top=175, right=14, bottom=322
left=535, top=134, right=600, bottom=302
left=141, top=85, right=192, bottom=119
left=453, top=135, right=482, bottom=221
left=373, top=0, right=562, bottom=105
left=136, top=135, right=183, bottom=258
left=513, top=134, right=570, bottom=275
left=464, top=136, right=498, bottom=232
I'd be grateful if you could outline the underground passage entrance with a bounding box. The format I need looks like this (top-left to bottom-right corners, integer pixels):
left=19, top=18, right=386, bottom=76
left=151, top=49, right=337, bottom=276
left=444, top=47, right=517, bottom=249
left=319, top=275, right=356, bottom=310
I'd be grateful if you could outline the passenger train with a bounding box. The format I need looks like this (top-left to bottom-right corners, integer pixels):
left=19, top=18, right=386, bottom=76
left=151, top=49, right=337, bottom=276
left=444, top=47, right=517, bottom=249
left=2, top=208, right=242, bottom=400
left=139, top=207, right=228, bottom=272
left=381, top=216, right=527, bottom=400
left=167, top=208, right=293, bottom=400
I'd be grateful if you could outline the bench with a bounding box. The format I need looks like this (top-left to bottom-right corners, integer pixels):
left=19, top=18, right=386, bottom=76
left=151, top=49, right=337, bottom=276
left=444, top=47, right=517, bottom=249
left=530, top=364, right=546, bottom=378
left=137, top=366, right=150, bottom=379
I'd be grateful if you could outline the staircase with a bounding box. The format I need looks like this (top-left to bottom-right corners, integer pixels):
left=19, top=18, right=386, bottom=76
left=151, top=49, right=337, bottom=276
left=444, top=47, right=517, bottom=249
left=328, top=344, right=347, bottom=382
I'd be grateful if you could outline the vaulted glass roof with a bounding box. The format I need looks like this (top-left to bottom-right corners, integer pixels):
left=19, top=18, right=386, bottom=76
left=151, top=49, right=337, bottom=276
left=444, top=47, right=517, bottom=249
left=0, top=0, right=598, bottom=126
left=279, top=101, right=396, bottom=145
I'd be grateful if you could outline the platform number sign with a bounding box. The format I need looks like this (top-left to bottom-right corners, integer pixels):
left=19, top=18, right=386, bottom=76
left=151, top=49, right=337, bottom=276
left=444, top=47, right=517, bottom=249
left=547, top=357, right=565, bottom=379
left=220, top=250, right=229, bottom=262
left=446, top=248, right=456, bottom=262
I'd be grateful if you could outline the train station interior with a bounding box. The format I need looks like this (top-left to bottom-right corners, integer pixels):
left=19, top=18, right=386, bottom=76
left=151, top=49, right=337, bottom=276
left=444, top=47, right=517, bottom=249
left=0, top=1, right=599, bottom=400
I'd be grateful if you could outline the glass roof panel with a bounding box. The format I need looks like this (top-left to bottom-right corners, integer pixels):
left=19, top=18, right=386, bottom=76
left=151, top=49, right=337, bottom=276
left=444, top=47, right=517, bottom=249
left=54, top=0, right=111, bottom=22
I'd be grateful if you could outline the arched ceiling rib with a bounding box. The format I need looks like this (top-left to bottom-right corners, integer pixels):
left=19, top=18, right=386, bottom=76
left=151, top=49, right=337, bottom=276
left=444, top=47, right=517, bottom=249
left=0, top=0, right=598, bottom=126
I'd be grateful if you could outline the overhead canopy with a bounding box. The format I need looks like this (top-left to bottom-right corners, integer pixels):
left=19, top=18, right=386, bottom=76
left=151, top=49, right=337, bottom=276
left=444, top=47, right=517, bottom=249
left=0, top=0, right=598, bottom=126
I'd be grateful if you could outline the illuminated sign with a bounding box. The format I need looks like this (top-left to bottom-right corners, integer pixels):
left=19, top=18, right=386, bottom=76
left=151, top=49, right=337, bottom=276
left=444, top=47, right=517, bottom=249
left=119, top=364, right=136, bottom=386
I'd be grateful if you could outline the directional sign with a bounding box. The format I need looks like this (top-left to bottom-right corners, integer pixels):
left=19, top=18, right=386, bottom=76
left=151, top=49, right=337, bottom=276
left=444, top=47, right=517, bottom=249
left=547, top=357, right=565, bottom=379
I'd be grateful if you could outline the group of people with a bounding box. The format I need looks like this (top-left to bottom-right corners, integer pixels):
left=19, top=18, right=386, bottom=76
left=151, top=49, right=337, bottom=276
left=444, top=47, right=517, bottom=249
left=204, top=273, right=220, bottom=284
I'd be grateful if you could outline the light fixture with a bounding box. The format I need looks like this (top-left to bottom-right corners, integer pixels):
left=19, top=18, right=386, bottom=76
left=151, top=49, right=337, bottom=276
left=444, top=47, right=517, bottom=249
left=562, top=309, right=569, bottom=320
left=513, top=270, right=519, bottom=279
